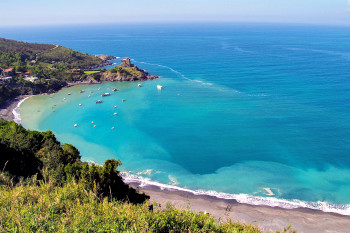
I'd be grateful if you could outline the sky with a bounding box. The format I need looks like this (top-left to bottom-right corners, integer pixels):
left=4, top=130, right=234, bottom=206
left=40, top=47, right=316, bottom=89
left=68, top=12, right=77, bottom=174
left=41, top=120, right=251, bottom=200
left=1, top=0, right=350, bottom=26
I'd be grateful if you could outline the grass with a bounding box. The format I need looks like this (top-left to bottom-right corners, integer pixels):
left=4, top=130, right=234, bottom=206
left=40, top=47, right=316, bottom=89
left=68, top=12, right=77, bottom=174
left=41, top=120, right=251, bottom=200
left=84, top=70, right=101, bottom=74
left=0, top=178, right=263, bottom=233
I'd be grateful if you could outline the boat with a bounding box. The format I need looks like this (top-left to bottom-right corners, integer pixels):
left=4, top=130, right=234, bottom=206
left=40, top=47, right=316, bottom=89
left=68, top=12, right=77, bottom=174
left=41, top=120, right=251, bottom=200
left=98, top=88, right=101, bottom=91
left=157, top=85, right=163, bottom=90
left=91, top=121, right=94, bottom=124
left=114, top=106, right=117, bottom=108
left=79, top=104, right=82, bottom=106
left=122, top=99, right=126, bottom=102
left=111, top=127, right=115, bottom=130
left=74, top=124, right=78, bottom=127
left=80, top=90, right=84, bottom=93
left=138, top=84, right=142, bottom=87
left=96, top=100, right=102, bottom=104
left=113, top=112, right=117, bottom=115
left=68, top=93, right=71, bottom=95
left=113, top=88, right=118, bottom=91
left=101, top=93, right=111, bottom=97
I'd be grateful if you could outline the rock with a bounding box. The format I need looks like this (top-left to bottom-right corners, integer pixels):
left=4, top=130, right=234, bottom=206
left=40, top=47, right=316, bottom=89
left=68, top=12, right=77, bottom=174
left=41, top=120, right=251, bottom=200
left=98, top=55, right=117, bottom=61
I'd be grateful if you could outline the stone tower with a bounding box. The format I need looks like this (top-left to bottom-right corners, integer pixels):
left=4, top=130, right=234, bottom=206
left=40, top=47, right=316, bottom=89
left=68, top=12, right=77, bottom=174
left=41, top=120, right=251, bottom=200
left=121, top=58, right=132, bottom=67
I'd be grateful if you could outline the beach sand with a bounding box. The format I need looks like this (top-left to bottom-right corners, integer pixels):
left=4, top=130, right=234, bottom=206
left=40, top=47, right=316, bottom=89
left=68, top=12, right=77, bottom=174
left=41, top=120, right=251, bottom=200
left=130, top=183, right=350, bottom=233
left=0, top=95, right=31, bottom=121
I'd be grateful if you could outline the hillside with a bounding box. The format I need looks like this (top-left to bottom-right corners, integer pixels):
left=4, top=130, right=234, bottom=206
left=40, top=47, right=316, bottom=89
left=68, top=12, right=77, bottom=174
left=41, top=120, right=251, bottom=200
left=0, top=38, right=106, bottom=69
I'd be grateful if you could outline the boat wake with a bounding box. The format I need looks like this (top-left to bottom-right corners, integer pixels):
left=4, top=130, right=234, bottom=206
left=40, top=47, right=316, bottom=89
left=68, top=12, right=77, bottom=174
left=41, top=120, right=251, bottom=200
left=132, top=59, right=268, bottom=97
left=122, top=173, right=350, bottom=216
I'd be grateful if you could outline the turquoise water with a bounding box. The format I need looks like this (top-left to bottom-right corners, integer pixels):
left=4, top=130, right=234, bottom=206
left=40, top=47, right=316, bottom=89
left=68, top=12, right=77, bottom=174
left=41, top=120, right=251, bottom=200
left=3, top=23, right=350, bottom=214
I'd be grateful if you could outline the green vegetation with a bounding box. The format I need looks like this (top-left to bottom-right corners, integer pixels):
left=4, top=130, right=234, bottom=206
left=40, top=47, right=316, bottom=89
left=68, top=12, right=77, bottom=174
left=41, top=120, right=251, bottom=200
left=0, top=38, right=103, bottom=69
left=0, top=180, right=261, bottom=232
left=84, top=70, right=101, bottom=74
left=38, top=46, right=103, bottom=69
left=112, top=65, right=147, bottom=78
left=0, top=119, right=266, bottom=232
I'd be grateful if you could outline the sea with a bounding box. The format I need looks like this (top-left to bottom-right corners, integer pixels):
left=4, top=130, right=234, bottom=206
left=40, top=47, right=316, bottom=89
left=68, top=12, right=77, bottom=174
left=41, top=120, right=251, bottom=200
left=2, top=23, right=350, bottom=215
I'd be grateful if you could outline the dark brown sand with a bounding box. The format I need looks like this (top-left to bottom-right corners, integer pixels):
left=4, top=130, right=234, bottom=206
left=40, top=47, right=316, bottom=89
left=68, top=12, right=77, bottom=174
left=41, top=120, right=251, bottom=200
left=129, top=182, right=350, bottom=233
left=0, top=95, right=31, bottom=121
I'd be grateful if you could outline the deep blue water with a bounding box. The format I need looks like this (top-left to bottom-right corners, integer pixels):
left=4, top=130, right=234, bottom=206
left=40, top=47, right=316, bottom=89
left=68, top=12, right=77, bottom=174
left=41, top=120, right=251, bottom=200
left=2, top=23, right=350, bottom=214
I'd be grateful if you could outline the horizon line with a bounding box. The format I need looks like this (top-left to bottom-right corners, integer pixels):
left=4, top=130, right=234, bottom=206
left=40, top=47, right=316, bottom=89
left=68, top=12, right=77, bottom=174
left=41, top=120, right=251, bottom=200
left=1, top=20, right=350, bottom=29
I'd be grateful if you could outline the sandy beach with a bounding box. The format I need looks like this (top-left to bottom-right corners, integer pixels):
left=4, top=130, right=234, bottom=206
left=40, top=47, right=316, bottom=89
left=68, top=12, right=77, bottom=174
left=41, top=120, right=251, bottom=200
left=129, top=182, right=350, bottom=233
left=0, top=95, right=31, bottom=121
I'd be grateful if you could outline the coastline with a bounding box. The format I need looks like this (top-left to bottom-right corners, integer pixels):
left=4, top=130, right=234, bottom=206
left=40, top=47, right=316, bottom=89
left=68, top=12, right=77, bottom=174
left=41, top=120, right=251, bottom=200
left=3, top=83, right=350, bottom=233
left=0, top=95, right=31, bottom=122
left=129, top=182, right=350, bottom=233
left=0, top=80, right=105, bottom=122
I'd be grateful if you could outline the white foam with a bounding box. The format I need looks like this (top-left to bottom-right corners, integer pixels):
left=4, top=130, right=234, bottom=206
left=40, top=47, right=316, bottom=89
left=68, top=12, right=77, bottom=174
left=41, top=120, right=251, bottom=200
left=12, top=96, right=32, bottom=124
left=133, top=59, right=190, bottom=81
left=122, top=173, right=350, bottom=216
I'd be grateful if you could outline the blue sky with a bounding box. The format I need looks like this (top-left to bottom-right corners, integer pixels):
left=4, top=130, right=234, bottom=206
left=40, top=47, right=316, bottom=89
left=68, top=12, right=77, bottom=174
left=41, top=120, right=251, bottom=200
left=1, top=0, right=350, bottom=26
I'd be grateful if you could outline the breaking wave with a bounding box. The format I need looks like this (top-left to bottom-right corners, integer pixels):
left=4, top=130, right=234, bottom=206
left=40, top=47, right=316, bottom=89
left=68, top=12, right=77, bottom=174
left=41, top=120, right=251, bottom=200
left=122, top=173, right=350, bottom=216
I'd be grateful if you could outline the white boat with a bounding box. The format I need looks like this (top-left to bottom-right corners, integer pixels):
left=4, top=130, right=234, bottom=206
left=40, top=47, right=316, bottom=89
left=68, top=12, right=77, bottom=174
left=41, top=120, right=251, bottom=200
left=138, top=84, right=142, bottom=87
left=101, top=93, right=111, bottom=97
left=68, top=93, right=71, bottom=95
left=79, top=104, right=82, bottom=106
left=111, top=127, right=115, bottom=130
left=157, top=85, right=163, bottom=90
left=114, top=106, right=117, bottom=108
left=80, top=90, right=84, bottom=93
left=74, top=124, right=78, bottom=127
left=91, top=121, right=94, bottom=124
left=113, top=88, right=118, bottom=92
left=113, top=112, right=117, bottom=115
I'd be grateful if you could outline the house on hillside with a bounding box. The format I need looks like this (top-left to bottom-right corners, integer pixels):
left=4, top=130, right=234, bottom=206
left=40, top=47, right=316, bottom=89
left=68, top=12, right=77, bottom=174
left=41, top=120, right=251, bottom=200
left=24, top=76, right=38, bottom=82
left=0, top=77, right=13, bottom=84
left=70, top=69, right=81, bottom=72
left=3, top=68, right=15, bottom=76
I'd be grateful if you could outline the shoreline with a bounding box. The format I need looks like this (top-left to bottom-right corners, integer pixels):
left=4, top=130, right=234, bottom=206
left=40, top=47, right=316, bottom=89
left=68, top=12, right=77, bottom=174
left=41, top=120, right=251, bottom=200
left=129, top=181, right=350, bottom=233
left=0, top=80, right=103, bottom=122
left=2, top=83, right=350, bottom=232
left=0, top=95, right=32, bottom=122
